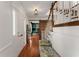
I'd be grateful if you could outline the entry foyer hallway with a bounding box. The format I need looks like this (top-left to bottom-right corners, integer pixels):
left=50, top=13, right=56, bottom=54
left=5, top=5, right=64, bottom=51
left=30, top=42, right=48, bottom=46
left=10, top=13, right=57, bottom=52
left=0, top=1, right=79, bottom=57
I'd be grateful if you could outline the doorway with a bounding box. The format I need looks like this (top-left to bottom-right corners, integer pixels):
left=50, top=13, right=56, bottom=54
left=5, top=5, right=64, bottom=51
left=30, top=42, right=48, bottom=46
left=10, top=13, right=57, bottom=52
left=31, top=23, right=39, bottom=36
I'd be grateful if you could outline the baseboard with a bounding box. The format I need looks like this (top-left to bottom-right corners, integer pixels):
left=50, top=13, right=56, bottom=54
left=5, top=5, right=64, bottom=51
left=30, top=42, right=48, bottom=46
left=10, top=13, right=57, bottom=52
left=18, top=44, right=28, bottom=57
left=52, top=47, right=61, bottom=57
left=0, top=42, right=12, bottom=53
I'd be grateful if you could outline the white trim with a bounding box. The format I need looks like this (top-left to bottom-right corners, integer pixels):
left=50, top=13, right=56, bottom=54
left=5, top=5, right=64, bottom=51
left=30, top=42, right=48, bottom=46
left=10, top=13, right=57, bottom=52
left=12, top=9, right=16, bottom=36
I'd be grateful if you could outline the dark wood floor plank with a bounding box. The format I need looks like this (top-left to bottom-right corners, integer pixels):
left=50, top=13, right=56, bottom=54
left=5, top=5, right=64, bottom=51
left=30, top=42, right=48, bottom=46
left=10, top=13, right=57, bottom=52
left=18, top=34, right=40, bottom=57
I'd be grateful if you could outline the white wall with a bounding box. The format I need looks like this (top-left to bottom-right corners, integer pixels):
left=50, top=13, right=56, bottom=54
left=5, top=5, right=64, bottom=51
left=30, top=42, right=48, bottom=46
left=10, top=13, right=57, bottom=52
left=0, top=2, right=28, bottom=57
left=48, top=26, right=79, bottom=57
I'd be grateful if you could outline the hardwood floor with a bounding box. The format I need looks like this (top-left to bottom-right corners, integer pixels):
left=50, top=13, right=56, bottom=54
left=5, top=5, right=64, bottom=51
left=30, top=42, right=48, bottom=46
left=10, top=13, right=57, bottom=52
left=19, top=34, right=40, bottom=57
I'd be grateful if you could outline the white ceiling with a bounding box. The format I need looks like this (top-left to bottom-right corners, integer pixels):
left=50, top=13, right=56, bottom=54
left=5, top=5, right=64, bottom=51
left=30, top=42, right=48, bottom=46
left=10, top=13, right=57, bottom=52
left=22, top=1, right=52, bottom=20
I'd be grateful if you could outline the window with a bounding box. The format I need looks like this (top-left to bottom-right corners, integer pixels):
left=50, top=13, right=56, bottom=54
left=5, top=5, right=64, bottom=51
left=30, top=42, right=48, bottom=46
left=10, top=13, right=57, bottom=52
left=72, top=1, right=79, bottom=6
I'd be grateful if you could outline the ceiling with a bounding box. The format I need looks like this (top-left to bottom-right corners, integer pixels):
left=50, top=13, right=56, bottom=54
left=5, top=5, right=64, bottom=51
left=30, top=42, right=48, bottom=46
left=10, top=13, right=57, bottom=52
left=22, top=1, right=52, bottom=20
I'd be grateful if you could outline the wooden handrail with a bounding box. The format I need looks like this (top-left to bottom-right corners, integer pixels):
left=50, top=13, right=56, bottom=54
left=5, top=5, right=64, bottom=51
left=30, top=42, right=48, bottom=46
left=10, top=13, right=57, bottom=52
left=48, top=1, right=57, bottom=20
left=47, top=1, right=57, bottom=30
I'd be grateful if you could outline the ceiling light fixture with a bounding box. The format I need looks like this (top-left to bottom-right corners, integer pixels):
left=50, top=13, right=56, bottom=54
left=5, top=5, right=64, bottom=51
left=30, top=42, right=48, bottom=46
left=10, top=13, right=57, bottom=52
left=34, top=9, right=38, bottom=15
